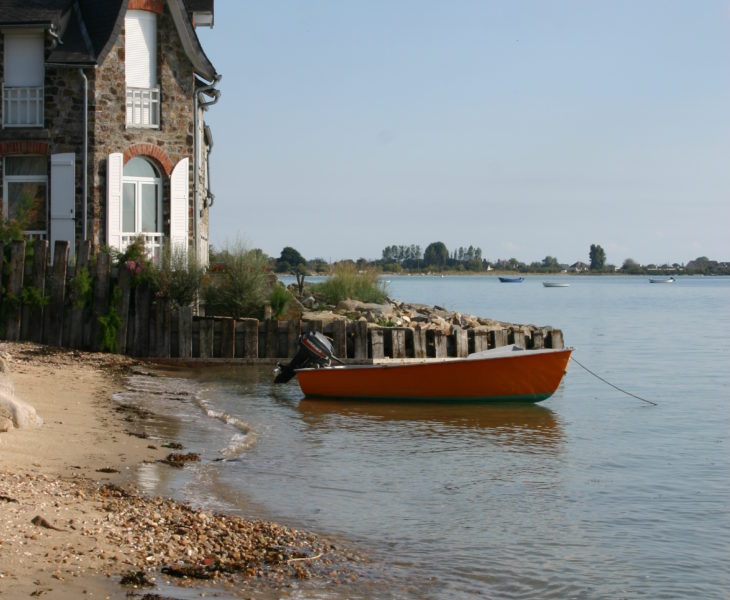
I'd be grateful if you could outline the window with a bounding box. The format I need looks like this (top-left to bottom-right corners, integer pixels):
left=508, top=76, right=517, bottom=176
left=122, top=157, right=162, bottom=261
left=2, top=30, right=45, bottom=127
left=125, top=10, right=159, bottom=128
left=2, top=156, right=48, bottom=238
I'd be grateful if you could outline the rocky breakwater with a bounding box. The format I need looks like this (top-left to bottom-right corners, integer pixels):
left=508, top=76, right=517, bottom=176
left=292, top=295, right=564, bottom=360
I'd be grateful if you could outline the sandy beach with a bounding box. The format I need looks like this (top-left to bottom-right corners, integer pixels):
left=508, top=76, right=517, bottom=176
left=0, top=342, right=355, bottom=599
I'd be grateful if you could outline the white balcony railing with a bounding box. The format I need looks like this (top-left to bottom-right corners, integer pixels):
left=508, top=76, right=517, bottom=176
left=2, top=84, right=44, bottom=127
left=121, top=233, right=164, bottom=264
left=126, top=86, right=160, bottom=128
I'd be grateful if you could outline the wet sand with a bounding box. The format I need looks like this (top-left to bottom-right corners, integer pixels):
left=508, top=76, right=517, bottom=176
left=0, top=342, right=357, bottom=599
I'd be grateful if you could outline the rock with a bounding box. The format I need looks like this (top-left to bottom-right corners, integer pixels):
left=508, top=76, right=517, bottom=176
left=302, top=296, right=317, bottom=309
left=283, top=297, right=304, bottom=321
left=336, top=299, right=394, bottom=317
left=0, top=357, right=43, bottom=430
left=0, top=415, right=12, bottom=432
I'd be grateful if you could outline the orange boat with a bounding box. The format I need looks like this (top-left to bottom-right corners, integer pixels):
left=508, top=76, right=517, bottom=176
left=295, top=345, right=572, bottom=403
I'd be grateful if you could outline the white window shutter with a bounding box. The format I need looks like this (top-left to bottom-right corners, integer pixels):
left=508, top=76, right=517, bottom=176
left=50, top=153, right=76, bottom=260
left=4, top=32, right=44, bottom=87
left=125, top=10, right=157, bottom=88
left=170, top=158, right=189, bottom=255
left=107, top=153, right=124, bottom=251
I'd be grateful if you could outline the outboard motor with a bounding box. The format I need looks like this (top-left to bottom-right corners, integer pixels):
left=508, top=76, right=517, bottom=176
left=274, top=331, right=342, bottom=383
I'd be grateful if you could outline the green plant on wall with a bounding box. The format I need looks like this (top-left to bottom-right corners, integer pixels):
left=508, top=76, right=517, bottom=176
left=98, top=286, right=122, bottom=353
left=20, top=285, right=49, bottom=310
left=69, top=266, right=93, bottom=310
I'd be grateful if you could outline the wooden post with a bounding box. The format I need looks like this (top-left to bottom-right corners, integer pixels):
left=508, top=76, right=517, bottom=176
left=548, top=329, right=564, bottom=349
left=265, top=319, right=278, bottom=358
left=199, top=317, right=214, bottom=358
left=242, top=318, right=258, bottom=358
left=287, top=320, right=300, bottom=357
left=532, top=329, right=544, bottom=349
left=453, top=327, right=469, bottom=357
left=512, top=328, right=526, bottom=349
left=155, top=299, right=171, bottom=357
left=329, top=319, right=346, bottom=359
left=489, top=327, right=508, bottom=348
left=370, top=328, right=384, bottom=359
left=5, top=240, right=25, bottom=341
left=354, top=321, right=368, bottom=359
left=432, top=330, right=448, bottom=358
left=133, top=283, right=151, bottom=356
left=306, top=319, right=324, bottom=333
left=473, top=329, right=489, bottom=353
left=68, top=241, right=91, bottom=348
left=178, top=305, right=193, bottom=358
left=220, top=317, right=235, bottom=358
left=89, top=251, right=110, bottom=352
left=115, top=266, right=132, bottom=354
left=391, top=328, right=406, bottom=359
left=413, top=327, right=427, bottom=358
left=25, top=239, right=48, bottom=344
left=43, top=241, right=69, bottom=347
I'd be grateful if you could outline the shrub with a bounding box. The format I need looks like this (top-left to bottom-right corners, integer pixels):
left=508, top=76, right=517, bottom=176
left=112, top=236, right=155, bottom=288
left=269, top=283, right=293, bottom=319
left=312, top=263, right=387, bottom=305
left=152, top=244, right=205, bottom=308
left=203, top=242, right=271, bottom=318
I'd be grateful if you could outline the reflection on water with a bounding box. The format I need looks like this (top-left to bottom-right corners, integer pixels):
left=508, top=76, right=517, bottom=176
left=298, top=400, right=563, bottom=450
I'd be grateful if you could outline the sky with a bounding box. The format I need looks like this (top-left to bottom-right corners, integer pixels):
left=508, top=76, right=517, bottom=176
left=197, top=1, right=730, bottom=266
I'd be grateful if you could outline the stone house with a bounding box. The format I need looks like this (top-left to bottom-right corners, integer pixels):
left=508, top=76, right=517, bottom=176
left=0, top=0, right=219, bottom=264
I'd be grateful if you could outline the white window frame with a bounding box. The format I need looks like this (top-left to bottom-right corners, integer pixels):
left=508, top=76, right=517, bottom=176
left=121, top=160, right=163, bottom=262
left=2, top=29, right=45, bottom=128
left=2, top=157, right=48, bottom=239
left=125, top=10, right=159, bottom=129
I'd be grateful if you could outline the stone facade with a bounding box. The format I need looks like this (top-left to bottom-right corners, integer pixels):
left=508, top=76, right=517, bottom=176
left=89, top=3, right=196, bottom=250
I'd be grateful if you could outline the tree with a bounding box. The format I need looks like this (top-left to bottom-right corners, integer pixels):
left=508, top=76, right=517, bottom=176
left=621, top=258, right=643, bottom=274
left=277, top=246, right=305, bottom=271
left=541, top=256, right=560, bottom=272
left=589, top=244, right=606, bottom=271
left=276, top=246, right=307, bottom=294
left=423, top=241, right=449, bottom=268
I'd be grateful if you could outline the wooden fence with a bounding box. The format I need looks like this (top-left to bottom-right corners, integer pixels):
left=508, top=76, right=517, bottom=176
left=0, top=239, right=564, bottom=361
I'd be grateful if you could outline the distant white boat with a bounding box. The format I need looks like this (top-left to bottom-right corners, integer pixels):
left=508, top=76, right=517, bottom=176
left=543, top=282, right=570, bottom=288
left=649, top=277, right=675, bottom=284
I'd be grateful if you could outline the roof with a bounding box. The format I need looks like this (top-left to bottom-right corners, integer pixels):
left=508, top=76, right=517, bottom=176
left=0, top=0, right=73, bottom=28
left=0, top=0, right=217, bottom=80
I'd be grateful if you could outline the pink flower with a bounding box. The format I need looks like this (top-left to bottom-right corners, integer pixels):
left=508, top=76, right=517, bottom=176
left=135, top=265, right=142, bottom=274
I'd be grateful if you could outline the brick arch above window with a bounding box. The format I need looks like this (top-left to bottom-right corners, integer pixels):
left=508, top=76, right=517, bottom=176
left=0, top=141, right=49, bottom=156
left=123, top=144, right=174, bottom=177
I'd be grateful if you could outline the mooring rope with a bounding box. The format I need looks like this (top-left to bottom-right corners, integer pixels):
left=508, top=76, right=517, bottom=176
left=570, top=356, right=658, bottom=406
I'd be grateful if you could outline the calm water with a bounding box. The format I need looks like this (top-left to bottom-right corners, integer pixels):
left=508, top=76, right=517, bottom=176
left=118, top=275, right=730, bottom=599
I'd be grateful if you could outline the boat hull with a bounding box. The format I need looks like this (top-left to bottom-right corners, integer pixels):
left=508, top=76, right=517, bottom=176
left=296, top=348, right=572, bottom=403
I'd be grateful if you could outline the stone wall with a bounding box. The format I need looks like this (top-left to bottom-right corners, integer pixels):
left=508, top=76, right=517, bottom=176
left=44, top=66, right=87, bottom=244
